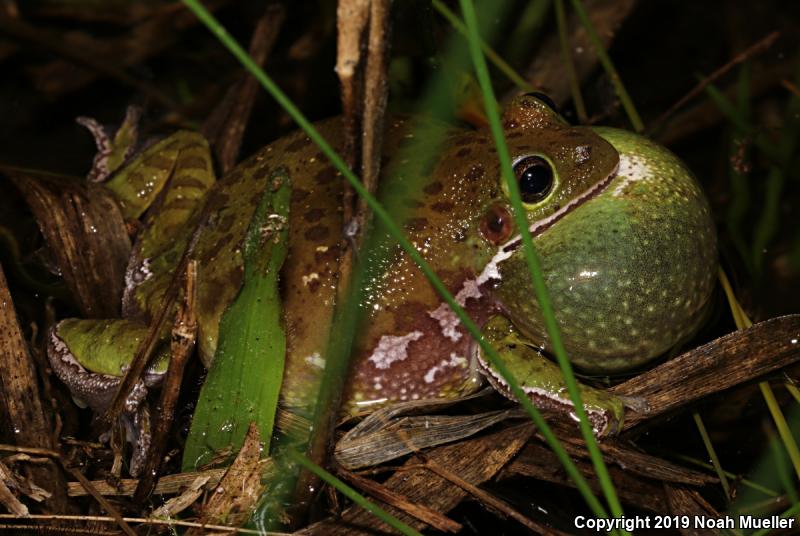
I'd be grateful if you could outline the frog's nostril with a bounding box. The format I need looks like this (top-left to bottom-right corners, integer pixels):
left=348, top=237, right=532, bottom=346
left=480, top=204, right=513, bottom=245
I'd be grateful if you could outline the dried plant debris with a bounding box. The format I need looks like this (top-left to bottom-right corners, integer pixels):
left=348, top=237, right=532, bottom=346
left=1, top=1, right=799, bottom=533
left=186, top=423, right=265, bottom=534
left=8, top=172, right=131, bottom=318
left=302, top=423, right=534, bottom=535
left=613, top=314, right=800, bottom=430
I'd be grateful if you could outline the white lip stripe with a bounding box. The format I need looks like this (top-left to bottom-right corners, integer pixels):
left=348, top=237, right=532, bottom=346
left=477, top=162, right=618, bottom=284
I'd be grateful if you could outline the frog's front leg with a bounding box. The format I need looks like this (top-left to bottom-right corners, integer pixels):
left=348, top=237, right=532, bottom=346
left=48, top=319, right=168, bottom=476
left=478, top=315, right=625, bottom=436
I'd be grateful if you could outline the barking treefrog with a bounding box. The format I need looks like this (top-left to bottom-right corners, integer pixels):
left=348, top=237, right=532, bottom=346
left=47, top=95, right=717, bottom=474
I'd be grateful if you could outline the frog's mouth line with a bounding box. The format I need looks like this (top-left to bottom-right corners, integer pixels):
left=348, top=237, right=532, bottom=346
left=475, top=163, right=618, bottom=286
left=508, top=162, right=618, bottom=249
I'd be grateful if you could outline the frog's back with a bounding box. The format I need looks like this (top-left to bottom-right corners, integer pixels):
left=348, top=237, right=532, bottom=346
left=196, top=114, right=494, bottom=413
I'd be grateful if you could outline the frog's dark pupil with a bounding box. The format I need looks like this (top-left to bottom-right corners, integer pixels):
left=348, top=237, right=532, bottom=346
left=514, top=156, right=553, bottom=203
left=488, top=213, right=505, bottom=233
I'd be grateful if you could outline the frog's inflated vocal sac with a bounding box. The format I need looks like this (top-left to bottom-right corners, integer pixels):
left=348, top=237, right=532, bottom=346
left=48, top=95, right=717, bottom=473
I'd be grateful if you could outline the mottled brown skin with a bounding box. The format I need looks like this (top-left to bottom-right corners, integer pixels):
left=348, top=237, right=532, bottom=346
left=202, top=97, right=622, bottom=415
left=53, top=95, right=717, bottom=431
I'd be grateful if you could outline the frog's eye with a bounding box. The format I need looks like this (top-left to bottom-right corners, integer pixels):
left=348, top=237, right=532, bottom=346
left=480, top=204, right=514, bottom=245
left=523, top=91, right=558, bottom=114
left=513, top=156, right=554, bottom=204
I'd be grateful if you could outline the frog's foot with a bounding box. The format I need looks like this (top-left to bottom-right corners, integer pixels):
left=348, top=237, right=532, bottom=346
left=477, top=315, right=625, bottom=437
left=47, top=323, right=158, bottom=476
left=48, top=326, right=149, bottom=413
left=617, top=394, right=650, bottom=414
left=76, top=106, right=141, bottom=183
left=123, top=404, right=151, bottom=478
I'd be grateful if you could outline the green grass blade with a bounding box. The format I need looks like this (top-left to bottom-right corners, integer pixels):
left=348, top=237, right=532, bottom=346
left=693, top=411, right=732, bottom=501
left=749, top=502, right=800, bottom=536
left=182, top=169, right=290, bottom=470
left=555, top=0, right=587, bottom=122
left=760, top=382, right=800, bottom=481
left=431, top=0, right=534, bottom=93
left=673, top=454, right=779, bottom=498
left=182, top=0, right=613, bottom=523
left=458, top=0, right=624, bottom=523
left=504, top=0, right=551, bottom=67
left=768, top=425, right=800, bottom=504
left=569, top=0, right=643, bottom=132
left=785, top=382, right=800, bottom=406
left=288, top=450, right=423, bottom=536
left=702, top=82, right=783, bottom=165
left=725, top=64, right=753, bottom=273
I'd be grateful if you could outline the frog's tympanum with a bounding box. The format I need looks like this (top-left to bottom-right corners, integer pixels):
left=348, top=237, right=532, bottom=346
left=48, top=95, right=717, bottom=474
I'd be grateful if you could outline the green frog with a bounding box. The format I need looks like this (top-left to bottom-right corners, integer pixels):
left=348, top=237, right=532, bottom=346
left=47, top=95, right=717, bottom=474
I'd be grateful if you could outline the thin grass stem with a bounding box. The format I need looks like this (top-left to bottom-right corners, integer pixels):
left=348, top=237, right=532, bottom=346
left=288, top=451, right=423, bottom=536
left=431, top=0, right=534, bottom=93
left=555, top=0, right=587, bottom=122
left=568, top=0, right=643, bottom=131
left=693, top=412, right=732, bottom=501
left=458, top=0, right=625, bottom=525
left=759, top=382, right=800, bottom=481
left=182, top=0, right=613, bottom=522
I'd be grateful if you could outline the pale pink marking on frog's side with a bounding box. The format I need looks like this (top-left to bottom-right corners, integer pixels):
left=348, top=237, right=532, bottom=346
left=304, top=352, right=326, bottom=369
left=367, top=331, right=424, bottom=369
left=423, top=352, right=468, bottom=384
left=427, top=279, right=483, bottom=342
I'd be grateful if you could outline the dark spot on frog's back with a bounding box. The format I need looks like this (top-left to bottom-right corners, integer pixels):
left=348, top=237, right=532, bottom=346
left=465, top=164, right=485, bottom=182
left=402, top=198, right=424, bottom=209
left=303, top=208, right=324, bottom=223
left=142, top=154, right=174, bottom=170
left=200, top=232, right=234, bottom=264
left=432, top=201, right=454, bottom=213
left=176, top=155, right=208, bottom=172
left=404, top=217, right=428, bottom=232
left=172, top=177, right=212, bottom=191
left=286, top=137, right=310, bottom=153
left=315, top=244, right=339, bottom=264
left=394, top=300, right=428, bottom=324
left=205, top=190, right=230, bottom=212
left=304, top=225, right=330, bottom=241
left=455, top=147, right=472, bottom=158
left=423, top=181, right=443, bottom=195
left=315, top=167, right=338, bottom=185
left=306, top=278, right=321, bottom=294
left=291, top=188, right=310, bottom=203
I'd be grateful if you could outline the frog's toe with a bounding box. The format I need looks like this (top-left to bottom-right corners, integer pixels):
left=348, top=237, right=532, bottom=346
left=123, top=404, right=151, bottom=478
left=618, top=394, right=650, bottom=414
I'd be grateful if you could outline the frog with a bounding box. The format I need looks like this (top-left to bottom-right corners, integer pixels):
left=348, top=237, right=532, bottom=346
left=47, top=94, right=717, bottom=475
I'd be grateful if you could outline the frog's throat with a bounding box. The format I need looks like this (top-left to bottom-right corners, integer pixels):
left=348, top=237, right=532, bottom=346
left=476, top=161, right=619, bottom=286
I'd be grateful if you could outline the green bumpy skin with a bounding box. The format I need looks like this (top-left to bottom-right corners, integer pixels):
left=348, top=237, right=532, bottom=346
left=52, top=318, right=169, bottom=378
left=493, top=127, right=717, bottom=372
left=48, top=95, right=717, bottom=448
left=479, top=315, right=625, bottom=436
